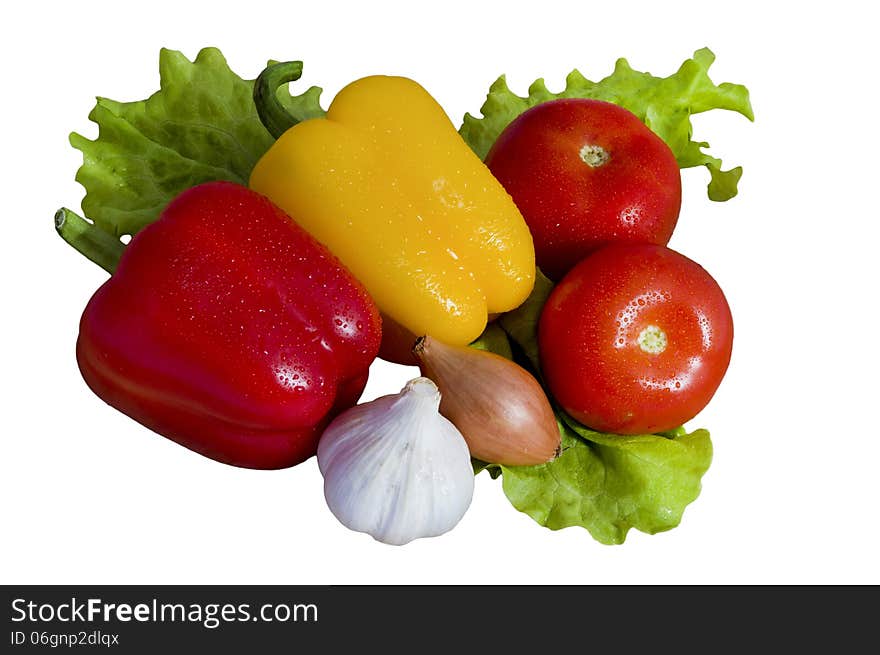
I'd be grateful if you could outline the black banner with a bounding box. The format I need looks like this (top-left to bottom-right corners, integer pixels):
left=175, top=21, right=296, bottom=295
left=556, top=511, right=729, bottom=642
left=1, top=585, right=874, bottom=651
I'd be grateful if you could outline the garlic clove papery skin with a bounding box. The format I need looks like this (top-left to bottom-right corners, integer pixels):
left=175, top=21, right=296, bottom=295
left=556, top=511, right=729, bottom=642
left=317, top=377, right=475, bottom=546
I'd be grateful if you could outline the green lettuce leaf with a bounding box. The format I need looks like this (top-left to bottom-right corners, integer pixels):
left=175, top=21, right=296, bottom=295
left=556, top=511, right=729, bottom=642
left=471, top=267, right=713, bottom=543
left=69, top=47, right=325, bottom=238
left=460, top=47, right=753, bottom=200
left=468, top=322, right=513, bottom=360
left=472, top=459, right=502, bottom=479
left=497, top=268, right=555, bottom=372
left=501, top=417, right=712, bottom=544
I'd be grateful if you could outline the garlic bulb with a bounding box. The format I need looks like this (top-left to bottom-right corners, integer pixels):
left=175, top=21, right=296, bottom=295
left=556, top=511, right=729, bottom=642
left=317, top=377, right=474, bottom=545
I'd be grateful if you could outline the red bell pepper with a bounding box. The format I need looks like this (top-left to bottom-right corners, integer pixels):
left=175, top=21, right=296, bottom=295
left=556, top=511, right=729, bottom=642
left=68, top=181, right=382, bottom=469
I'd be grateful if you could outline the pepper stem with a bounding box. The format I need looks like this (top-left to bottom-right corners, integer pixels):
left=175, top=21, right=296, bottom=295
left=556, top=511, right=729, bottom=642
left=253, top=61, right=305, bottom=139
left=54, top=208, right=125, bottom=274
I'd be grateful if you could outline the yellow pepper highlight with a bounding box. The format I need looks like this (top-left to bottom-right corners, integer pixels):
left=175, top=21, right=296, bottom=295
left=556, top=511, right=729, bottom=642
left=249, top=73, right=535, bottom=347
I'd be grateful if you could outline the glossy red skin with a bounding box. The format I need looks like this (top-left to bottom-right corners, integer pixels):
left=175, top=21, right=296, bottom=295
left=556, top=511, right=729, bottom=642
left=485, top=98, right=682, bottom=281
left=538, top=244, right=732, bottom=434
left=76, top=182, right=382, bottom=469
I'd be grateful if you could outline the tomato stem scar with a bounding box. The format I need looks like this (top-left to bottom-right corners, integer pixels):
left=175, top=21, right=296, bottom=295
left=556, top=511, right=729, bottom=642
left=579, top=144, right=610, bottom=168
left=638, top=325, right=667, bottom=354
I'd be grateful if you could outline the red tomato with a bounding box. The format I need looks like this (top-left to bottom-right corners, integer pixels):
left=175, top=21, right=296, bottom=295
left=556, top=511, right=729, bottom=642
left=485, top=98, right=682, bottom=281
left=538, top=244, right=732, bottom=434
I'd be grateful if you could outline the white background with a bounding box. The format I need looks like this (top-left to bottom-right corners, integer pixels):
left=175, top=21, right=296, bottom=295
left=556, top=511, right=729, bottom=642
left=2, top=0, right=878, bottom=585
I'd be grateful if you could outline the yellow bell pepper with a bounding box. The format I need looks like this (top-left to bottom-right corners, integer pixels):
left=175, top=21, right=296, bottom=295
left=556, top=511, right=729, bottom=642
left=249, top=63, right=535, bottom=347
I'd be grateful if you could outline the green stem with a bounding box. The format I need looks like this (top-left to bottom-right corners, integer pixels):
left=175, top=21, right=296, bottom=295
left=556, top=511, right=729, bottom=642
left=54, top=208, right=125, bottom=274
left=253, top=61, right=305, bottom=139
